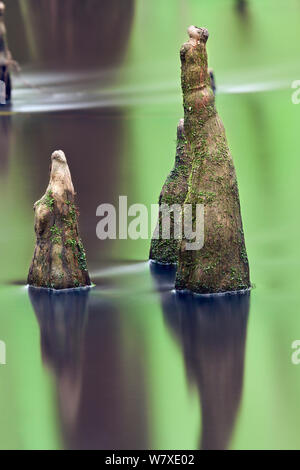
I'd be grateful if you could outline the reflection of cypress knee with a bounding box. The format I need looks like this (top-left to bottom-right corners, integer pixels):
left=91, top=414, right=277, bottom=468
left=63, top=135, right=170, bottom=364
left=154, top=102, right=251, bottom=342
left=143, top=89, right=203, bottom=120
left=27, top=150, right=91, bottom=289
left=175, top=26, right=250, bottom=294
left=150, top=265, right=250, bottom=450
left=29, top=287, right=89, bottom=441
left=29, top=287, right=89, bottom=374
left=236, top=0, right=248, bottom=16
left=150, top=119, right=191, bottom=264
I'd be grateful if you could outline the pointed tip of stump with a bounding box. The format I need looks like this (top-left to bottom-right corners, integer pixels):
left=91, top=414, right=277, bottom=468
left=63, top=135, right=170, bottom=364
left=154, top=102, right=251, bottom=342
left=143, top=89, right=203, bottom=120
left=51, top=150, right=67, bottom=164
left=187, top=25, right=209, bottom=43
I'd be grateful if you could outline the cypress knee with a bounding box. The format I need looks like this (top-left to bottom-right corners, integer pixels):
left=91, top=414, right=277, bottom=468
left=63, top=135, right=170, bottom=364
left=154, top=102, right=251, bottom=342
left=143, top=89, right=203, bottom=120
left=150, top=119, right=190, bottom=264
left=175, top=26, right=250, bottom=294
left=150, top=70, right=216, bottom=265
left=27, top=150, right=91, bottom=289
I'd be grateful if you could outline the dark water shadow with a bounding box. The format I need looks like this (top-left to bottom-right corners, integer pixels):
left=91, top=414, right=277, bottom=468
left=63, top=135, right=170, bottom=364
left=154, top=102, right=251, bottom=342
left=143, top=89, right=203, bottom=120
left=29, top=287, right=148, bottom=450
left=29, top=286, right=90, bottom=438
left=7, top=0, right=134, bottom=70
left=243, top=94, right=274, bottom=189
left=150, top=263, right=250, bottom=450
left=7, top=0, right=135, bottom=263
left=235, top=0, right=249, bottom=18
left=234, top=0, right=253, bottom=40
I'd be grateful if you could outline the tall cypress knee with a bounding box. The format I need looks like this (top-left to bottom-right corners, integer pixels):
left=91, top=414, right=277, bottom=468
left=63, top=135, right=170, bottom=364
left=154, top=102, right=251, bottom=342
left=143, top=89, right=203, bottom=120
left=27, top=150, right=91, bottom=289
left=175, top=26, right=250, bottom=294
left=150, top=70, right=216, bottom=265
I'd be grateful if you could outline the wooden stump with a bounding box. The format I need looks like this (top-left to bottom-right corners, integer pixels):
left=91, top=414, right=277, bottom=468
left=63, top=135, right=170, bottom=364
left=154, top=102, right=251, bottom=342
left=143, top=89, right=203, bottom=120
left=149, top=119, right=191, bottom=264
left=175, top=26, right=250, bottom=293
left=28, top=150, right=91, bottom=289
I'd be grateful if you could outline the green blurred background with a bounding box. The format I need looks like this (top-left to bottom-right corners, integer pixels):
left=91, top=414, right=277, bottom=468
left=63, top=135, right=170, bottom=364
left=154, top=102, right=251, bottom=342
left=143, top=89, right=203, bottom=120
left=0, top=0, right=300, bottom=450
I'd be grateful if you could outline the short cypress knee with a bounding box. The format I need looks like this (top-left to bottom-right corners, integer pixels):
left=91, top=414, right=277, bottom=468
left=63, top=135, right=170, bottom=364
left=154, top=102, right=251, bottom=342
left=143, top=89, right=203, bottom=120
left=27, top=150, right=91, bottom=289
left=175, top=26, right=250, bottom=294
left=150, top=119, right=191, bottom=264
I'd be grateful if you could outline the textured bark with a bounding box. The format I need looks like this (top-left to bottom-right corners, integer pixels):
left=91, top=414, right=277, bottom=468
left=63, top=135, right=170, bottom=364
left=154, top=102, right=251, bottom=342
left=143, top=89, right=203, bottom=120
left=175, top=26, right=250, bottom=294
left=149, top=71, right=216, bottom=265
left=149, top=119, right=191, bottom=264
left=28, top=150, right=91, bottom=289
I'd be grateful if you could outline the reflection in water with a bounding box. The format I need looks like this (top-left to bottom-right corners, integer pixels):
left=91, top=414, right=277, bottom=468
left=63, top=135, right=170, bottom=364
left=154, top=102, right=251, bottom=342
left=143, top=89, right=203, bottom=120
left=235, top=0, right=248, bottom=17
left=29, top=287, right=89, bottom=436
left=8, top=1, right=134, bottom=112
left=29, top=287, right=148, bottom=450
left=234, top=0, right=252, bottom=45
left=243, top=94, right=273, bottom=188
left=7, top=0, right=135, bottom=262
left=8, top=0, right=134, bottom=69
left=150, top=263, right=250, bottom=450
left=0, top=115, right=12, bottom=175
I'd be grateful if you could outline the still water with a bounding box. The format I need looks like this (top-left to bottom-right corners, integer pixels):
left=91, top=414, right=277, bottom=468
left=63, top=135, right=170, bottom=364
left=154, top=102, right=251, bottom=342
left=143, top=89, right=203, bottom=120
left=0, top=0, right=300, bottom=450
